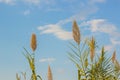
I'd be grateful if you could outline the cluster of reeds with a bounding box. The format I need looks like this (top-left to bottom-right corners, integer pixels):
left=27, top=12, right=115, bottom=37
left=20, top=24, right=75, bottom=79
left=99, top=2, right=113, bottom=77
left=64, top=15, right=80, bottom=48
left=16, top=20, right=120, bottom=80
left=16, top=33, right=53, bottom=80
left=68, top=20, right=120, bottom=80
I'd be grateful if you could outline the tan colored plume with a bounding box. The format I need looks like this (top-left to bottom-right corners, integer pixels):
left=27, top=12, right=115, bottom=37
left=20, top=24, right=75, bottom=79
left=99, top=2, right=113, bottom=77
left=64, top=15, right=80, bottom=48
left=72, top=20, right=80, bottom=45
left=30, top=33, right=37, bottom=52
left=48, top=65, right=53, bottom=80
left=112, top=51, right=116, bottom=63
left=89, top=37, right=95, bottom=62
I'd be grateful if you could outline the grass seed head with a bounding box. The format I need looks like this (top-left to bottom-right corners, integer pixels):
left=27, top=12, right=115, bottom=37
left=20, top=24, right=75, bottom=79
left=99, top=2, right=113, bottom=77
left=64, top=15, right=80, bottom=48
left=48, top=65, right=53, bottom=80
left=112, top=50, right=116, bottom=63
left=30, top=33, right=37, bottom=52
left=72, top=20, right=80, bottom=45
left=89, top=37, right=96, bottom=62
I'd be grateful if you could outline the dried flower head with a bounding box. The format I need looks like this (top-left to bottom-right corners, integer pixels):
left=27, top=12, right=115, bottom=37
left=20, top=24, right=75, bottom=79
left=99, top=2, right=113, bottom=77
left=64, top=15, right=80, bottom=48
left=89, top=37, right=96, bottom=62
left=48, top=65, right=53, bottom=80
left=72, top=20, right=80, bottom=45
left=112, top=51, right=116, bottom=63
left=30, top=33, right=37, bottom=52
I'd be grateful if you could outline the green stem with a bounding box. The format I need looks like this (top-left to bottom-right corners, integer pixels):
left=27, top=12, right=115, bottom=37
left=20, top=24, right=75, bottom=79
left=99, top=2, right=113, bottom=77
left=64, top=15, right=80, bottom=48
left=78, top=70, right=81, bottom=80
left=77, top=44, right=87, bottom=79
left=32, top=53, right=37, bottom=80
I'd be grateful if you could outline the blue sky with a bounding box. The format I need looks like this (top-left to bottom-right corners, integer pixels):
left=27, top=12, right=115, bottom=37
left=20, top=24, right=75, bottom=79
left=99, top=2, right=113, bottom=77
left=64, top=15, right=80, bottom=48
left=0, top=0, right=120, bottom=80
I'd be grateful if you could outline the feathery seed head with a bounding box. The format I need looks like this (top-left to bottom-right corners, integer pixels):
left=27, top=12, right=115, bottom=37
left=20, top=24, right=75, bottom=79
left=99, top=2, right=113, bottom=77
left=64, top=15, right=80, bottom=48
left=30, top=33, right=37, bottom=52
left=112, top=51, right=116, bottom=63
left=72, top=20, right=80, bottom=45
left=48, top=65, right=53, bottom=80
left=89, top=37, right=96, bottom=62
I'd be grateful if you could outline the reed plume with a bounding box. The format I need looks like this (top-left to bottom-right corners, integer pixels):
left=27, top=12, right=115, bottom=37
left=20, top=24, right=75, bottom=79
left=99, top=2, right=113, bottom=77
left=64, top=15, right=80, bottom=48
left=23, top=33, right=38, bottom=80
left=48, top=65, right=53, bottom=80
left=72, top=20, right=80, bottom=45
left=30, top=33, right=37, bottom=52
left=112, top=50, right=116, bottom=63
left=89, top=37, right=96, bottom=62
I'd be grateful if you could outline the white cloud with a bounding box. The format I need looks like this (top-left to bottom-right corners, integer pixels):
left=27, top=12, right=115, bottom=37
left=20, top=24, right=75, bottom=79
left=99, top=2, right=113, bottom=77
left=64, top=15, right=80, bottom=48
left=39, top=58, right=55, bottom=63
left=80, top=19, right=120, bottom=51
left=38, top=24, right=72, bottom=40
left=36, top=0, right=107, bottom=41
left=23, top=0, right=40, bottom=5
left=46, top=8, right=62, bottom=12
left=23, top=0, right=55, bottom=6
left=82, top=19, right=119, bottom=37
left=37, top=3, right=99, bottom=41
left=0, top=0, right=55, bottom=6
left=23, top=10, right=30, bottom=15
left=57, top=6, right=98, bottom=26
left=104, top=44, right=113, bottom=51
left=57, top=68, right=65, bottom=74
left=0, top=0, right=15, bottom=5
left=89, top=0, right=106, bottom=4
left=110, top=38, right=120, bottom=45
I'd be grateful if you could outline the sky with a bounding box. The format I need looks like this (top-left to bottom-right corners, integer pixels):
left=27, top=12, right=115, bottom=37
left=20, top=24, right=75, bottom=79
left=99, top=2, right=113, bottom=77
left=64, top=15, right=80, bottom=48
left=0, top=0, right=120, bottom=80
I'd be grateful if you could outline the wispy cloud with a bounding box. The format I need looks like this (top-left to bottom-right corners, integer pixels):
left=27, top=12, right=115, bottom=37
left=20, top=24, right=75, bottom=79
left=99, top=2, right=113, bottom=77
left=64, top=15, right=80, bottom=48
left=38, top=24, right=72, bottom=40
left=46, top=8, right=62, bottom=12
left=57, top=68, right=65, bottom=74
left=23, top=0, right=40, bottom=5
left=0, top=0, right=55, bottom=6
left=22, top=0, right=56, bottom=6
left=0, top=0, right=15, bottom=5
left=23, top=10, right=30, bottom=15
left=80, top=19, right=118, bottom=35
left=110, top=38, right=120, bottom=45
left=37, top=0, right=99, bottom=40
left=104, top=44, right=114, bottom=51
left=39, top=58, right=55, bottom=63
left=57, top=7, right=98, bottom=26
left=85, top=19, right=120, bottom=38
left=80, top=19, right=120, bottom=51
left=90, top=0, right=106, bottom=4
